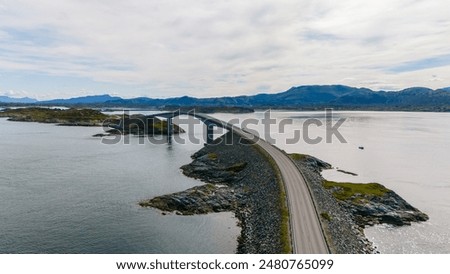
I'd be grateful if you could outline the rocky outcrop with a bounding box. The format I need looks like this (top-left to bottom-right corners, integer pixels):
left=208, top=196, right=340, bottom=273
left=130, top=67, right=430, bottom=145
left=181, top=152, right=247, bottom=184
left=327, top=184, right=429, bottom=227
left=139, top=150, right=247, bottom=215
left=139, top=184, right=237, bottom=215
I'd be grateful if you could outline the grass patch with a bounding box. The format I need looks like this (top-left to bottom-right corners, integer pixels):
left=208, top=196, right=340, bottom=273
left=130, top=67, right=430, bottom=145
left=289, top=153, right=307, bottom=161
left=207, top=153, right=218, bottom=160
left=226, top=162, right=247, bottom=172
left=323, top=180, right=389, bottom=202
left=152, top=120, right=168, bottom=130
left=320, top=212, right=332, bottom=221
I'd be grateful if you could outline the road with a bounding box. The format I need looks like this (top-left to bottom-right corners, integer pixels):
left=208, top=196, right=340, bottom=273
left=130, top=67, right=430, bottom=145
left=197, top=114, right=330, bottom=254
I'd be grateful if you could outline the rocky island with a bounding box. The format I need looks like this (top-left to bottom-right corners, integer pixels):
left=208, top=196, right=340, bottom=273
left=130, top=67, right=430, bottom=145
left=141, top=133, right=429, bottom=254
left=94, top=114, right=184, bottom=137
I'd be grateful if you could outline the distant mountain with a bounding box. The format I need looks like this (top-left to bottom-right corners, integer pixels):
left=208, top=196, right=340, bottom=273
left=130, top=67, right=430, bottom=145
left=5, top=85, right=449, bottom=111
left=102, top=85, right=449, bottom=110
left=40, top=94, right=121, bottom=105
left=0, top=96, right=37, bottom=103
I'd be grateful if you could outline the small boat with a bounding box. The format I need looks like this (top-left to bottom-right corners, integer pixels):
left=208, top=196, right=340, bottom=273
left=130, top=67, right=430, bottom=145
left=358, top=146, right=364, bottom=150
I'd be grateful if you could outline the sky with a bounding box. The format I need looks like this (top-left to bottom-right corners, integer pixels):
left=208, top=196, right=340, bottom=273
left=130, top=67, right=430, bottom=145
left=0, top=0, right=449, bottom=100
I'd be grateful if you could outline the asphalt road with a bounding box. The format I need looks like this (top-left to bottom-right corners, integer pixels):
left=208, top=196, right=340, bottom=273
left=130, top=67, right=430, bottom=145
left=197, top=114, right=330, bottom=254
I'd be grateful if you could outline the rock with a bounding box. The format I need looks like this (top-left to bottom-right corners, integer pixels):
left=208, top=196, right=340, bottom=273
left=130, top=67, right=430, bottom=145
left=337, top=169, right=358, bottom=176
left=290, top=153, right=332, bottom=172
left=324, top=182, right=429, bottom=228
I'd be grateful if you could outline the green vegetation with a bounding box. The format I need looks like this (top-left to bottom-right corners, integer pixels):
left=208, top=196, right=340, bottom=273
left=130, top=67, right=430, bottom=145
left=203, top=183, right=216, bottom=191
left=323, top=180, right=389, bottom=203
left=152, top=120, right=168, bottom=130
left=289, top=153, right=307, bottom=161
left=253, top=144, right=291, bottom=254
left=0, top=107, right=108, bottom=125
left=207, top=153, right=218, bottom=161
left=320, top=212, right=332, bottom=221
left=279, top=192, right=290, bottom=254
left=226, top=162, right=247, bottom=173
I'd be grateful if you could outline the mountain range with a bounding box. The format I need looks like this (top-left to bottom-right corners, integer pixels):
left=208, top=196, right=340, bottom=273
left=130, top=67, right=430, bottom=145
left=0, top=96, right=37, bottom=104
left=41, top=94, right=122, bottom=105
left=1, top=85, right=449, bottom=111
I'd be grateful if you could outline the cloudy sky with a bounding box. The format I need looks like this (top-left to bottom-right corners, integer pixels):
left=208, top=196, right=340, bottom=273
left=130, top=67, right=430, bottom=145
left=0, top=0, right=449, bottom=99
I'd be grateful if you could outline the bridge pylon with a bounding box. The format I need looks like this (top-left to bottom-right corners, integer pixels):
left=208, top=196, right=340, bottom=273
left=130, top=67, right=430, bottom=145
left=206, top=123, right=214, bottom=144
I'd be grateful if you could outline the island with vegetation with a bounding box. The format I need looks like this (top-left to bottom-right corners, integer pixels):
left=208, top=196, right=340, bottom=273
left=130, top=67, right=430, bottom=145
left=94, top=114, right=184, bottom=137
left=0, top=107, right=183, bottom=136
left=0, top=107, right=109, bottom=126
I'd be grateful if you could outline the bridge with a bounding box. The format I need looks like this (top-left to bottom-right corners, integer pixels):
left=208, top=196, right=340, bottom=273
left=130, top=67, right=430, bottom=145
left=141, top=111, right=330, bottom=253
left=145, top=110, right=225, bottom=144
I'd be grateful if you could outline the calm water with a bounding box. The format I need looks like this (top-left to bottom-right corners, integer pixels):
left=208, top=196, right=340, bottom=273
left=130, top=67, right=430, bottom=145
left=212, top=111, right=450, bottom=253
left=0, top=118, right=239, bottom=253
left=1, top=111, right=449, bottom=253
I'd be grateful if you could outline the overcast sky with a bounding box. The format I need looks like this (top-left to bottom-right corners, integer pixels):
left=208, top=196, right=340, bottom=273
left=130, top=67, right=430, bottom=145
left=0, top=0, right=449, bottom=99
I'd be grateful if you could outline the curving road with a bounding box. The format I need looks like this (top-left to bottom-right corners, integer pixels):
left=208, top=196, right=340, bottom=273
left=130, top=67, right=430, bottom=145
left=195, top=114, right=330, bottom=254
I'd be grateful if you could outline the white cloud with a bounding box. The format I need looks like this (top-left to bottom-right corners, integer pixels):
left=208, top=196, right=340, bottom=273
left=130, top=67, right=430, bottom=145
left=0, top=0, right=449, bottom=98
left=1, top=89, right=30, bottom=98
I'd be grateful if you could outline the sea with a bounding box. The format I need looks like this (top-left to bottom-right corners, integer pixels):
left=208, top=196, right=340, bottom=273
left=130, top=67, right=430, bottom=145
left=0, top=110, right=449, bottom=253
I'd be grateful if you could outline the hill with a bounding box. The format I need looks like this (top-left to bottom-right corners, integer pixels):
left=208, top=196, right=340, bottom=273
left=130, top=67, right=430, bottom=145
left=40, top=94, right=121, bottom=105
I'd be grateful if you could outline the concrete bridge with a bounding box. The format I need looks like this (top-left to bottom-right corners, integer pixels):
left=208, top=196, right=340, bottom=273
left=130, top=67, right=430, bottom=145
left=146, top=111, right=330, bottom=253
left=146, top=110, right=232, bottom=144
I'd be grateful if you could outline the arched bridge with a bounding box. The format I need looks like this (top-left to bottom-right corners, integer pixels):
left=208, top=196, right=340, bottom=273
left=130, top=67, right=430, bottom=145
left=143, top=110, right=330, bottom=254
left=146, top=110, right=232, bottom=144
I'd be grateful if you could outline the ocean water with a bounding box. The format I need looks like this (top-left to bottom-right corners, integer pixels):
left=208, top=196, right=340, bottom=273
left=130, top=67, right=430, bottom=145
left=212, top=111, right=450, bottom=253
left=0, top=118, right=239, bottom=253
left=1, top=110, right=449, bottom=254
